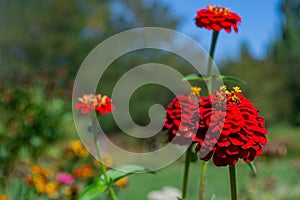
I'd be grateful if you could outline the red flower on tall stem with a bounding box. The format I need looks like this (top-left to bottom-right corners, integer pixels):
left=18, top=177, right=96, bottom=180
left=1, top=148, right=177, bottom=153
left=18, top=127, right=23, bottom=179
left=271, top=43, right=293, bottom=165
left=163, top=87, right=201, bottom=145
left=195, top=86, right=268, bottom=166
left=75, top=94, right=114, bottom=114
left=195, top=5, right=242, bottom=33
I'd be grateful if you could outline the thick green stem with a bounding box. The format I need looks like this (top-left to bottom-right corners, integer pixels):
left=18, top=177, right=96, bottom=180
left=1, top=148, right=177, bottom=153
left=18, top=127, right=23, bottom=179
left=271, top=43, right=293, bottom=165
left=207, top=30, right=219, bottom=92
left=199, top=161, right=208, bottom=200
left=90, top=113, right=117, bottom=200
left=199, top=30, right=220, bottom=200
left=182, top=147, right=192, bottom=200
left=229, top=165, right=237, bottom=200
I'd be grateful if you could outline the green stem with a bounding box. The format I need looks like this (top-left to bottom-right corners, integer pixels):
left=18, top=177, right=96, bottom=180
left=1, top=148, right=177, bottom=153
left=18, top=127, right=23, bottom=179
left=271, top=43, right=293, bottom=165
left=199, top=30, right=220, bottom=200
left=207, top=30, right=219, bottom=93
left=229, top=165, right=237, bottom=200
left=90, top=113, right=118, bottom=200
left=199, top=161, right=208, bottom=200
left=182, top=147, right=192, bottom=200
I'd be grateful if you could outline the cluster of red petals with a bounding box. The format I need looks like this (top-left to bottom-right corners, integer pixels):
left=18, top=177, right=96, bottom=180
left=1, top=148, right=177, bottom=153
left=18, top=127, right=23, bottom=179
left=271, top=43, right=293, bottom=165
left=163, top=94, right=200, bottom=145
left=195, top=5, right=242, bottom=33
left=163, top=86, right=268, bottom=166
left=195, top=87, right=268, bottom=166
left=75, top=94, right=114, bottom=114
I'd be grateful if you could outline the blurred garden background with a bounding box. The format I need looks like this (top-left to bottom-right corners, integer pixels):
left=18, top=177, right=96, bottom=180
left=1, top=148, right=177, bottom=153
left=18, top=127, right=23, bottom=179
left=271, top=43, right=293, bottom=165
left=0, top=0, right=300, bottom=199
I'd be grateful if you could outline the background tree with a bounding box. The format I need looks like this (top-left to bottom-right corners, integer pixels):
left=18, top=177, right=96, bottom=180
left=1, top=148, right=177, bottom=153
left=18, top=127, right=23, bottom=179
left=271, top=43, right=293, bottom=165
left=271, top=0, right=300, bottom=125
left=0, top=0, right=198, bottom=134
left=222, top=0, right=300, bottom=126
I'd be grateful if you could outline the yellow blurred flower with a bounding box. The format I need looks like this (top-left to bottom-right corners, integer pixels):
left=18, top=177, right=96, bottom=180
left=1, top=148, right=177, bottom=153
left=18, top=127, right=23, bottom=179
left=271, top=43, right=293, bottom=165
left=73, top=164, right=93, bottom=179
left=114, top=177, right=128, bottom=188
left=69, top=140, right=89, bottom=157
left=62, top=185, right=72, bottom=196
left=33, top=177, right=46, bottom=193
left=45, top=182, right=59, bottom=196
left=0, top=194, right=9, bottom=200
left=61, top=185, right=79, bottom=197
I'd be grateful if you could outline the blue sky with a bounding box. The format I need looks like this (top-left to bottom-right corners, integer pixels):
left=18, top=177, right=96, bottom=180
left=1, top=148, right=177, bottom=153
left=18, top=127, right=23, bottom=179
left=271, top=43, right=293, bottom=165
left=160, top=0, right=282, bottom=62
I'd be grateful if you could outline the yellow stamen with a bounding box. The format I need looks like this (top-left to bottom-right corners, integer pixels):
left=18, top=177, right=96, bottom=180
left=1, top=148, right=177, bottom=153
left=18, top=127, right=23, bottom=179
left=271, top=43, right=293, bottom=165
left=233, top=86, right=242, bottom=93
left=231, top=94, right=239, bottom=102
left=189, top=87, right=201, bottom=97
left=220, top=85, right=227, bottom=91
left=207, top=5, right=231, bottom=15
left=207, top=4, right=213, bottom=11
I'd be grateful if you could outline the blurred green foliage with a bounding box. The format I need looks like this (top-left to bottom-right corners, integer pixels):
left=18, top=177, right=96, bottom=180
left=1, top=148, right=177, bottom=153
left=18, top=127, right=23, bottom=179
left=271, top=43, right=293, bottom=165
left=0, top=0, right=184, bottom=190
left=0, top=0, right=194, bottom=131
left=222, top=0, right=300, bottom=126
left=0, top=85, right=70, bottom=186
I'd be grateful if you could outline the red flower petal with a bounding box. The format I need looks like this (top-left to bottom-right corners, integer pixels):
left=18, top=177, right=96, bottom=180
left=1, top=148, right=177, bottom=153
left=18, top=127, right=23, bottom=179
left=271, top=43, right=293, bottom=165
left=163, top=94, right=200, bottom=146
left=229, top=137, right=244, bottom=146
left=195, top=87, right=267, bottom=166
left=81, top=107, right=90, bottom=114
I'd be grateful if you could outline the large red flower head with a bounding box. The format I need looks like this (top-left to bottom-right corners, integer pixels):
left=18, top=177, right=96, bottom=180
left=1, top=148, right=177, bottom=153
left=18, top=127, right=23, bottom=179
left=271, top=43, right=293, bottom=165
left=195, top=5, right=242, bottom=33
left=163, top=87, right=201, bottom=145
left=195, top=86, right=268, bottom=166
left=75, top=94, right=114, bottom=114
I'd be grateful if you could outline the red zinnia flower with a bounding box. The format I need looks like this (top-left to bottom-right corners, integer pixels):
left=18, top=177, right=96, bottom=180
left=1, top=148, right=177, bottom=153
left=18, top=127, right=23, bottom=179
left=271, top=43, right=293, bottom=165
left=195, top=86, right=268, bottom=166
left=163, top=87, right=201, bottom=145
left=75, top=94, right=114, bottom=114
left=195, top=5, right=242, bottom=33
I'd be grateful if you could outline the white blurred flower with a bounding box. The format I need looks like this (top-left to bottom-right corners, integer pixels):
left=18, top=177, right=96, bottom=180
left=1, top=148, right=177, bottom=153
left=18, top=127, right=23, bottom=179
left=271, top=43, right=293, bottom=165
left=148, top=186, right=182, bottom=200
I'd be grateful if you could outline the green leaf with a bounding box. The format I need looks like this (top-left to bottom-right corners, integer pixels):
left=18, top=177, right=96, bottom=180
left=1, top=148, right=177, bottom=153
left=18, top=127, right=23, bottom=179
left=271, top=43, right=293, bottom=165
left=79, top=165, right=153, bottom=200
left=219, top=75, right=247, bottom=85
left=182, top=74, right=210, bottom=81
left=182, top=74, right=246, bottom=85
left=246, top=161, right=257, bottom=176
left=99, top=165, right=154, bottom=184
left=78, top=181, right=107, bottom=200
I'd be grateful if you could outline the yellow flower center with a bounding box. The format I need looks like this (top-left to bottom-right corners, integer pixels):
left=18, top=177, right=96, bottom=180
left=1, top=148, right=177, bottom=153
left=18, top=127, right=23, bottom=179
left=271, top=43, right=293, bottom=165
left=207, top=4, right=231, bottom=15
left=96, top=94, right=108, bottom=107
left=217, top=86, right=242, bottom=103
left=78, top=94, right=97, bottom=106
left=229, top=86, right=242, bottom=102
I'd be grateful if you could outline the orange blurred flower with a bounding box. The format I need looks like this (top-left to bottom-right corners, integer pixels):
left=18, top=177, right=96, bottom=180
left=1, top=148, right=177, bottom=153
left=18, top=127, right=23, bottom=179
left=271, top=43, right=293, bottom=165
left=0, top=194, right=9, bottom=200
left=30, top=165, right=51, bottom=179
left=114, top=177, right=128, bottom=188
left=73, top=164, right=94, bottom=179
